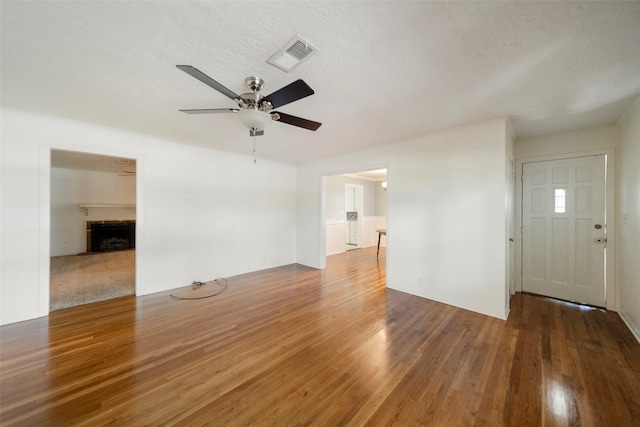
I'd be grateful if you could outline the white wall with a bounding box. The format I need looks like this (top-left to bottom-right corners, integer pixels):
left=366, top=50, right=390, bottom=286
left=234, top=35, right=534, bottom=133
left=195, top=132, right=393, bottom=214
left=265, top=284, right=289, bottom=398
left=617, top=96, right=640, bottom=341
left=298, top=118, right=510, bottom=319
left=374, top=182, right=387, bottom=217
left=0, top=108, right=297, bottom=325
left=513, top=125, right=619, bottom=310
left=325, top=174, right=387, bottom=218
left=326, top=216, right=386, bottom=256
left=515, top=125, right=619, bottom=159
left=325, top=217, right=347, bottom=256
left=51, top=168, right=136, bottom=256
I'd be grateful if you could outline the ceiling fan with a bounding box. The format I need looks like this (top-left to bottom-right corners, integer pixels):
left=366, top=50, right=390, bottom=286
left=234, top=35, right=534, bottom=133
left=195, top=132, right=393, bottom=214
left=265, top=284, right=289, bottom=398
left=177, top=65, right=321, bottom=136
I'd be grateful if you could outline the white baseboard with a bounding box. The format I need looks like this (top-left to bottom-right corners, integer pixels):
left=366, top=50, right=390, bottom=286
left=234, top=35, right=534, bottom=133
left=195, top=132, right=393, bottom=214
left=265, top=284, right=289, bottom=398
left=618, top=311, right=640, bottom=344
left=325, top=216, right=386, bottom=256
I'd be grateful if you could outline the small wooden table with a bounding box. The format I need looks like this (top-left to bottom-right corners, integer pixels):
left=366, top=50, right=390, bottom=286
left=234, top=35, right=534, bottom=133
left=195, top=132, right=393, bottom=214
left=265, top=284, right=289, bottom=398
left=376, top=229, right=386, bottom=258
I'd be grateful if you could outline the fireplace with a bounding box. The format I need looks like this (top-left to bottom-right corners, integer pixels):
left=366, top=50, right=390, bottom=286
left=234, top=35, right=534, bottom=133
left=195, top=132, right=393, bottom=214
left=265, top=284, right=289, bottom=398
left=87, top=221, right=135, bottom=253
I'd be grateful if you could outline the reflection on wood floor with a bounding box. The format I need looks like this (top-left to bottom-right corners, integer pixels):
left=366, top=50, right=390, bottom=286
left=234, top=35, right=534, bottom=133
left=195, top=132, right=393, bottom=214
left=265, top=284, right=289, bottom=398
left=2, top=247, right=639, bottom=425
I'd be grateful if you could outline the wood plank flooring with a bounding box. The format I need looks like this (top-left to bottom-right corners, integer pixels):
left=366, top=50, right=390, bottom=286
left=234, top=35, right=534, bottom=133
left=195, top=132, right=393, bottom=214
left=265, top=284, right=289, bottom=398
left=1, top=247, right=639, bottom=426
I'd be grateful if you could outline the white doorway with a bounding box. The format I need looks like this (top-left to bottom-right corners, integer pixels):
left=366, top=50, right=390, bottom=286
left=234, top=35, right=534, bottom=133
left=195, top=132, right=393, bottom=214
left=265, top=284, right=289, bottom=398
left=323, top=168, right=387, bottom=259
left=521, top=155, right=607, bottom=306
left=49, top=149, right=137, bottom=311
left=345, top=184, right=363, bottom=250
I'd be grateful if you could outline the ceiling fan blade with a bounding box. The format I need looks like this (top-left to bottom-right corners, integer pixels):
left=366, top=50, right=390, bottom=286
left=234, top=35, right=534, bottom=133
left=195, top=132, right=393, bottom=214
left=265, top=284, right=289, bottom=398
left=262, top=80, right=314, bottom=109
left=176, top=65, right=239, bottom=100
left=272, top=112, right=322, bottom=131
left=179, top=108, right=239, bottom=114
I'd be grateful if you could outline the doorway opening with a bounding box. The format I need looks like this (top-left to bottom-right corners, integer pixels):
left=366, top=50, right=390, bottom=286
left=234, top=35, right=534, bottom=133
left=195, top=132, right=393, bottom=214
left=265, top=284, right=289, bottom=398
left=324, top=168, right=387, bottom=258
left=50, top=149, right=137, bottom=311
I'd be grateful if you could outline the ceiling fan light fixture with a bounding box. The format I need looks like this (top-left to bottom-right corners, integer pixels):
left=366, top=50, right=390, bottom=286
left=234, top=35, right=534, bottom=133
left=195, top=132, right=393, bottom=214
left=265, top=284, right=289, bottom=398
left=238, top=108, right=272, bottom=131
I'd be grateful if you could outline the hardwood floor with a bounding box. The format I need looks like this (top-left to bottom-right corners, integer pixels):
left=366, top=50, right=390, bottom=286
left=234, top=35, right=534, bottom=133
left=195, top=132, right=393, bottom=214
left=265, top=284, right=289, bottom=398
left=1, top=247, right=639, bottom=426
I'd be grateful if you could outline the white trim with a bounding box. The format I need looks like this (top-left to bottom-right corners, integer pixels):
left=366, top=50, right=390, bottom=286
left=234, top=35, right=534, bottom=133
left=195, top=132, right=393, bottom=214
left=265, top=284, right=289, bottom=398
left=318, top=174, right=327, bottom=269
left=515, top=148, right=616, bottom=310
left=38, top=146, right=51, bottom=317
left=619, top=311, right=640, bottom=344
left=325, top=215, right=387, bottom=256
left=326, top=217, right=345, bottom=225
left=78, top=204, right=136, bottom=208
left=78, top=204, right=136, bottom=216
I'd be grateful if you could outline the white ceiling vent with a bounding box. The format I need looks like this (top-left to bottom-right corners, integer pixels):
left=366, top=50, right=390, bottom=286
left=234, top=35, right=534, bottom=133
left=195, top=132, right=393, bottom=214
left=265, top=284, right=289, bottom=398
left=267, top=35, right=318, bottom=72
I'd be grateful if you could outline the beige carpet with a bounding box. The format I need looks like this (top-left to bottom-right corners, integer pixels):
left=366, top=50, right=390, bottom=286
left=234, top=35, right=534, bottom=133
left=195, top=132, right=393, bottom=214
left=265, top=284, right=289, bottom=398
left=50, top=250, right=135, bottom=311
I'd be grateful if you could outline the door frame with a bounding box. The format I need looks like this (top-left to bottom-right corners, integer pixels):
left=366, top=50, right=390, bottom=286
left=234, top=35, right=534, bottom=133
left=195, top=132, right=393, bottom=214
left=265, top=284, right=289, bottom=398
left=515, top=148, right=616, bottom=310
left=319, top=164, right=390, bottom=269
left=39, top=141, right=143, bottom=318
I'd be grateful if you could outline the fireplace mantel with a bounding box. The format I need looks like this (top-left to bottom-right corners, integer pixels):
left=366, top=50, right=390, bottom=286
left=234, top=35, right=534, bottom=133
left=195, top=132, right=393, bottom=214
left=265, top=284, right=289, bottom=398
left=78, top=204, right=136, bottom=216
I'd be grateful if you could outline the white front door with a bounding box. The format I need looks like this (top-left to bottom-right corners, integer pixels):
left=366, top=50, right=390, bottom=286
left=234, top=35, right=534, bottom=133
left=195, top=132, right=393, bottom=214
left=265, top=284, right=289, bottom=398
left=522, top=155, right=607, bottom=306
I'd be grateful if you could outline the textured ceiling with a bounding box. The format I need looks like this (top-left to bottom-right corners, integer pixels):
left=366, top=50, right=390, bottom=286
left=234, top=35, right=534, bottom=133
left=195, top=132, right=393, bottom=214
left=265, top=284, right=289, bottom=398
left=2, top=1, right=640, bottom=164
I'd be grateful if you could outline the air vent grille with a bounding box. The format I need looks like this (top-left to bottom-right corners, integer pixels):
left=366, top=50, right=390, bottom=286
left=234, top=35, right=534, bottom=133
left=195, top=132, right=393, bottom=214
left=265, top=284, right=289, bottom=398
left=287, top=40, right=314, bottom=61
left=268, top=35, right=318, bottom=72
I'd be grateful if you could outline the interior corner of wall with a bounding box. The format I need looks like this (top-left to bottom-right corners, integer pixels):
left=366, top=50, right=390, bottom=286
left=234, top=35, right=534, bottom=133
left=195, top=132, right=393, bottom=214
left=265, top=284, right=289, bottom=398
left=618, top=310, right=640, bottom=344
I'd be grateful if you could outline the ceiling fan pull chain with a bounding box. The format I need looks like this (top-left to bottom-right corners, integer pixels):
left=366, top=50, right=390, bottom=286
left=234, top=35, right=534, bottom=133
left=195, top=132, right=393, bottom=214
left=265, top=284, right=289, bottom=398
left=253, top=135, right=257, bottom=164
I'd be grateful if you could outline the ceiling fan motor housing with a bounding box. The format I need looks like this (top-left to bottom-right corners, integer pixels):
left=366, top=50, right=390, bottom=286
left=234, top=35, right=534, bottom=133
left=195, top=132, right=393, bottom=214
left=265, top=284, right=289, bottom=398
left=177, top=65, right=321, bottom=134
left=237, top=92, right=273, bottom=112
left=244, top=76, right=264, bottom=92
